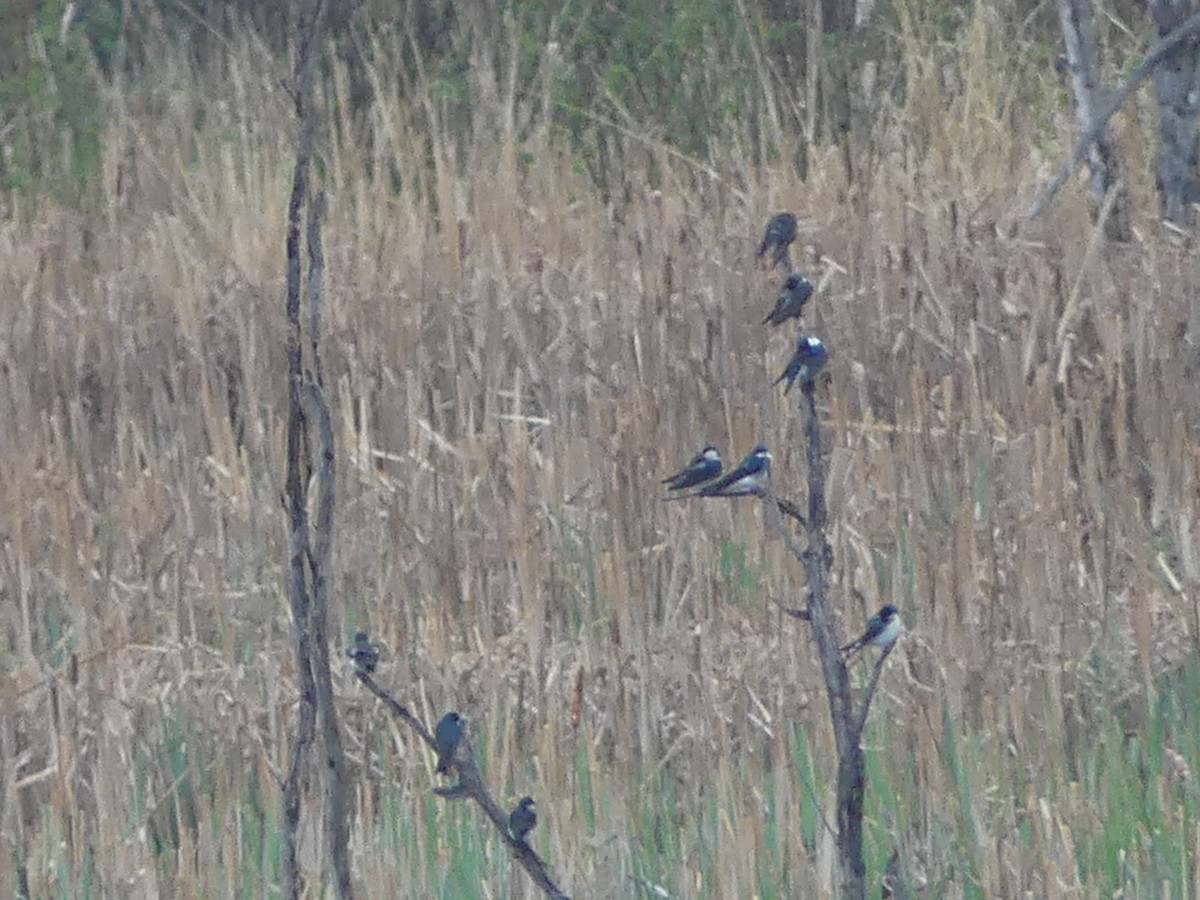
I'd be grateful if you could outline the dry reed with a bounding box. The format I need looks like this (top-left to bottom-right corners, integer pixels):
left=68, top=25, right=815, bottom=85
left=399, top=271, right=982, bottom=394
left=2, top=7, right=1199, bottom=898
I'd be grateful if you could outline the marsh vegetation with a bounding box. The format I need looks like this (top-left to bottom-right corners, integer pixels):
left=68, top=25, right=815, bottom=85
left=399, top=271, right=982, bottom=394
left=2, top=2, right=1200, bottom=896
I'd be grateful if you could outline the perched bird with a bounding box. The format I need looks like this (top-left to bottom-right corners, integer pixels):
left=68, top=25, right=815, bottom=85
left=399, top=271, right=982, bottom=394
left=508, top=795, right=538, bottom=844
left=840, top=604, right=902, bottom=656
left=434, top=712, right=465, bottom=775
left=698, top=444, right=771, bottom=497
left=757, top=212, right=798, bottom=268
left=346, top=630, right=380, bottom=674
left=775, top=334, right=829, bottom=394
left=663, top=444, right=722, bottom=491
left=762, top=272, right=814, bottom=326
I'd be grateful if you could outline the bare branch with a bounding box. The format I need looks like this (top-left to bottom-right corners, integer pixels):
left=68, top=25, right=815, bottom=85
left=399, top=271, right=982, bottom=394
left=353, top=672, right=572, bottom=900
left=281, top=4, right=331, bottom=897
left=850, top=642, right=897, bottom=748
left=774, top=495, right=808, bottom=527
left=761, top=485, right=813, bottom=619
left=1030, top=7, right=1200, bottom=220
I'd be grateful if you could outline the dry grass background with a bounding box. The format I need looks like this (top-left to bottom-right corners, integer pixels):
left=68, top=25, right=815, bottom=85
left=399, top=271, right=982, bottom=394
left=2, top=6, right=1200, bottom=898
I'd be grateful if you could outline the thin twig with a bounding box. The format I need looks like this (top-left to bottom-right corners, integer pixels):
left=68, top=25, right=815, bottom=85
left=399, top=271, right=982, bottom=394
left=761, top=484, right=812, bottom=619
left=850, top=642, right=897, bottom=748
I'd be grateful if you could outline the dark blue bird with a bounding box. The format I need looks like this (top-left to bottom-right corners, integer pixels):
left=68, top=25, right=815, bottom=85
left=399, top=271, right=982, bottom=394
left=346, top=630, right=380, bottom=674
left=840, top=604, right=902, bottom=655
left=434, top=711, right=465, bottom=775
left=763, top=272, right=814, bottom=326
left=663, top=445, right=722, bottom=491
left=698, top=444, right=771, bottom=497
left=775, top=335, right=828, bottom=394
left=508, top=796, right=538, bottom=843
left=758, top=212, right=798, bottom=269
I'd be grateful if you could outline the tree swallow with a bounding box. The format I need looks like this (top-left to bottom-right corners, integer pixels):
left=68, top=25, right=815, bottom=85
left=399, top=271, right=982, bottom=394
left=434, top=711, right=465, bottom=775
left=758, top=212, right=798, bottom=268
left=508, top=795, right=538, bottom=844
left=762, top=272, right=814, bottom=326
left=840, top=604, right=902, bottom=655
left=346, top=630, right=380, bottom=674
left=775, top=334, right=828, bottom=394
left=662, top=444, right=722, bottom=491
left=698, top=444, right=771, bottom=497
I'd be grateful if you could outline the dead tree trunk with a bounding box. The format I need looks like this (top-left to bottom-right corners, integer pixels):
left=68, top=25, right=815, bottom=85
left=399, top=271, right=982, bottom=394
left=1057, top=0, right=1132, bottom=240
left=1150, top=0, right=1200, bottom=226
left=305, top=191, right=354, bottom=898
left=794, top=384, right=862, bottom=897
left=282, top=3, right=348, bottom=898
left=762, top=381, right=899, bottom=899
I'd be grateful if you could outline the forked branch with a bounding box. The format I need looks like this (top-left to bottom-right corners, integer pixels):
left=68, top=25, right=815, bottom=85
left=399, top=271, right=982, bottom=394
left=1029, top=8, right=1200, bottom=220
